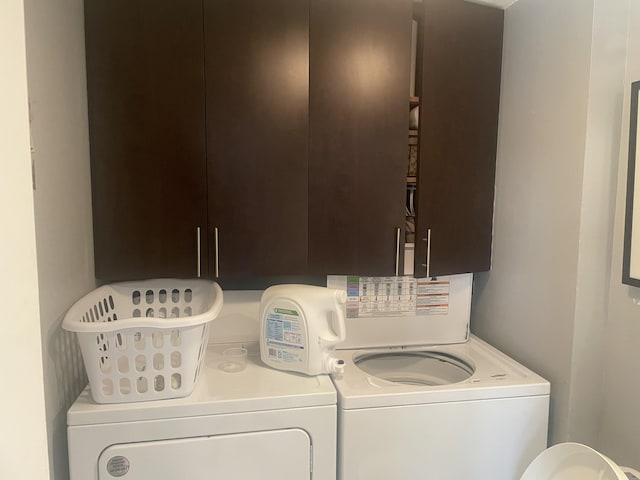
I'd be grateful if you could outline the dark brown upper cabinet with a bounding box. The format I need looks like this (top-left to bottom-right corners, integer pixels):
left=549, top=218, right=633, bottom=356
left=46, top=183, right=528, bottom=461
left=85, top=0, right=207, bottom=281
left=204, top=0, right=309, bottom=278
left=308, top=0, right=413, bottom=276
left=413, top=0, right=503, bottom=278
left=85, top=0, right=502, bottom=282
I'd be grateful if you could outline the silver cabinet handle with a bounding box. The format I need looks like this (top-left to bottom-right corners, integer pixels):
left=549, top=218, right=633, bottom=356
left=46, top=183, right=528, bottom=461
left=395, top=227, right=401, bottom=276
left=214, top=227, right=219, bottom=278
left=421, top=228, right=432, bottom=278
left=196, top=227, right=201, bottom=278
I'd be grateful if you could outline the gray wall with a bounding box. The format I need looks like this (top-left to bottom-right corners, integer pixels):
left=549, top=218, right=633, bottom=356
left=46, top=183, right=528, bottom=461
left=600, top=0, right=640, bottom=468
left=471, top=0, right=628, bottom=448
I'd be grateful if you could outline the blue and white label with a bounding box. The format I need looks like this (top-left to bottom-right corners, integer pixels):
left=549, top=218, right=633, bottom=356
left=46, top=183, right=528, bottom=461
left=265, top=310, right=304, bottom=364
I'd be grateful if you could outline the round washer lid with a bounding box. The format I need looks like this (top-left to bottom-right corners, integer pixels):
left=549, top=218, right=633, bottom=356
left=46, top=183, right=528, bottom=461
left=521, top=443, right=627, bottom=480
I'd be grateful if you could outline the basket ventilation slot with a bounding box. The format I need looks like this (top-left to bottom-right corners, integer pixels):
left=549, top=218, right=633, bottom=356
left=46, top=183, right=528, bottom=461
left=130, top=288, right=194, bottom=318
left=81, top=295, right=115, bottom=323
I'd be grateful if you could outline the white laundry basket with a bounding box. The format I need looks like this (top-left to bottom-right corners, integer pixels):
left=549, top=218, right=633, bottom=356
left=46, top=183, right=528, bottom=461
left=63, top=279, right=223, bottom=404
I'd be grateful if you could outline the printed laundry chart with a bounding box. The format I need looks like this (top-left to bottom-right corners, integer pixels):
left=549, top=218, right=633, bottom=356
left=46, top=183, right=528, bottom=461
left=345, top=276, right=450, bottom=318
left=416, top=279, right=450, bottom=315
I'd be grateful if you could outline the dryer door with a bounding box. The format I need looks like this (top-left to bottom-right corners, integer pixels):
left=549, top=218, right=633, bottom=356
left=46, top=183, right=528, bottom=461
left=98, top=428, right=311, bottom=479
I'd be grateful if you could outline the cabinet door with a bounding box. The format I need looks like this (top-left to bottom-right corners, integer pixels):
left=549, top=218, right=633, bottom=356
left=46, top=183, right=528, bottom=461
left=86, top=0, right=207, bottom=281
left=204, top=0, right=309, bottom=278
left=415, top=0, right=503, bottom=277
left=308, top=0, right=412, bottom=276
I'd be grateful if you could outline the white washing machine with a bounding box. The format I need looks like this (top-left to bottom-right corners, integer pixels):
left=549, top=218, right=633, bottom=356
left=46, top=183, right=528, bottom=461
left=67, top=341, right=337, bottom=480
left=327, top=273, right=550, bottom=480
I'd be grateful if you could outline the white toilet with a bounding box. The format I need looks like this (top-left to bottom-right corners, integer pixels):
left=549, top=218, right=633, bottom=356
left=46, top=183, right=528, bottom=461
left=523, top=443, right=639, bottom=480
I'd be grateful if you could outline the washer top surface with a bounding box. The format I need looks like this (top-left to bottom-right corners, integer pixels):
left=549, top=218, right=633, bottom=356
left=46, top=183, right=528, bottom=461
left=68, top=343, right=336, bottom=426
left=331, top=335, right=550, bottom=409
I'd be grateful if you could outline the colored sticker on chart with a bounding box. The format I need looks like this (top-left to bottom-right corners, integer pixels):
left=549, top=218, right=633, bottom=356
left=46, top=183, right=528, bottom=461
left=346, top=276, right=417, bottom=318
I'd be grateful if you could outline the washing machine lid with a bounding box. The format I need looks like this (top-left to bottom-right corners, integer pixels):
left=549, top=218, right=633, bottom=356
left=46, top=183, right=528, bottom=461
left=326, top=274, right=472, bottom=349
left=521, top=443, right=627, bottom=480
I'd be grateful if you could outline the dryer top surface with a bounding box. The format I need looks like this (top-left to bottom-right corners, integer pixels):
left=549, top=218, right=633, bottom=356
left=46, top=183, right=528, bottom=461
left=68, top=343, right=336, bottom=426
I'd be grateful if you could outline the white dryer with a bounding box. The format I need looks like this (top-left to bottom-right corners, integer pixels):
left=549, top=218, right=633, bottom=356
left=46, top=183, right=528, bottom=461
left=67, top=342, right=336, bottom=480
left=328, top=273, right=550, bottom=480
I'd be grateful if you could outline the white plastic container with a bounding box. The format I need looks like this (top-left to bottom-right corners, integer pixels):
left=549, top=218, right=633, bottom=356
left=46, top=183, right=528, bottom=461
left=63, top=279, right=224, bottom=403
left=259, top=284, right=347, bottom=376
